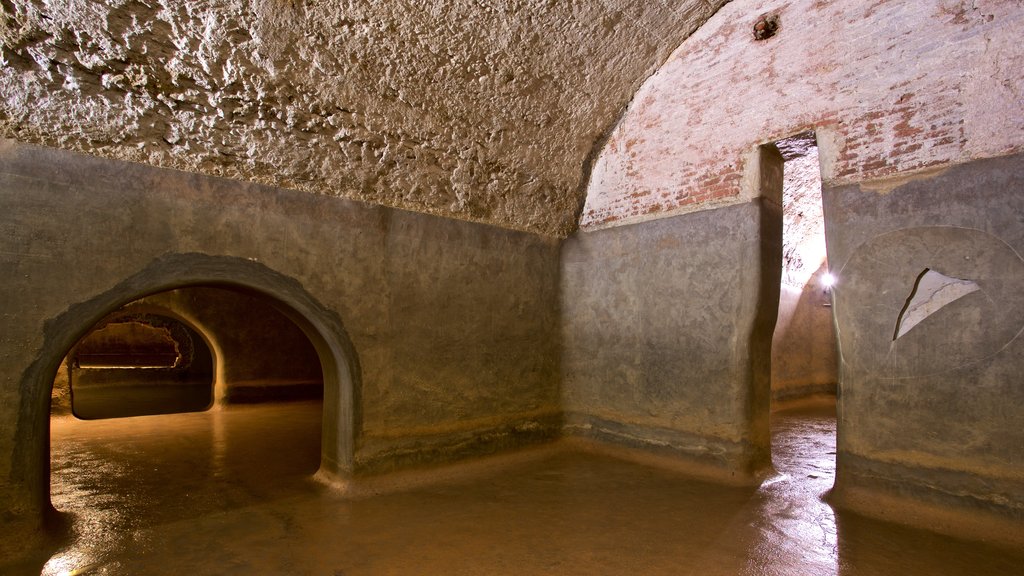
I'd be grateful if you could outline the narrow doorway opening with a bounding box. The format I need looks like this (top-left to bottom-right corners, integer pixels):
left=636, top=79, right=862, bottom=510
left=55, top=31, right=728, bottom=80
left=46, top=285, right=325, bottom=572
left=769, top=132, right=837, bottom=410
left=763, top=132, right=839, bottom=551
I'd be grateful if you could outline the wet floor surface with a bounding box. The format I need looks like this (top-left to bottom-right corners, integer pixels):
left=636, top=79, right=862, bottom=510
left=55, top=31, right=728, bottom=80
left=12, top=400, right=1024, bottom=575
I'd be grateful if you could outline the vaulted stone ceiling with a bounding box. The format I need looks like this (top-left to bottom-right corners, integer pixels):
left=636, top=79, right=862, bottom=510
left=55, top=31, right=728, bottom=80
left=0, top=0, right=726, bottom=236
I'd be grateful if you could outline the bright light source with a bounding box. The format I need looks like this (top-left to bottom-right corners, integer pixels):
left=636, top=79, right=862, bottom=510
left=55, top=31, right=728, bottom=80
left=821, top=272, right=836, bottom=288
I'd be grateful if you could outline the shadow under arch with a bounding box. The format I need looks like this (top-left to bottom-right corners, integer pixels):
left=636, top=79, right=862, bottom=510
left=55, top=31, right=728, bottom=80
left=13, top=252, right=361, bottom=530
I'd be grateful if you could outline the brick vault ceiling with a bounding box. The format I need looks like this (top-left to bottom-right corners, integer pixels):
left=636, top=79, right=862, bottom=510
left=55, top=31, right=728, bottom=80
left=0, top=0, right=727, bottom=236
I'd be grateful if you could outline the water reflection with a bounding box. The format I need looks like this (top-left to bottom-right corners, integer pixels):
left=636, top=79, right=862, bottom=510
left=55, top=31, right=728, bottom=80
left=15, top=400, right=1023, bottom=575
left=747, top=402, right=839, bottom=575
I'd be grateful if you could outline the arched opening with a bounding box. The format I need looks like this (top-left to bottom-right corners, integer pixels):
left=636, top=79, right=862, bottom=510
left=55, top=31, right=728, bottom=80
left=57, top=310, right=216, bottom=420
left=11, top=254, right=359, bottom=553
left=46, top=284, right=333, bottom=571
left=52, top=284, right=328, bottom=419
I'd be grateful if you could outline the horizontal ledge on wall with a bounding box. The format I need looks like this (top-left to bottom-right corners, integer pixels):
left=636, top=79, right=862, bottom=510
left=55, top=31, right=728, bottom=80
left=563, top=413, right=768, bottom=486
left=832, top=452, right=1024, bottom=548
left=354, top=411, right=563, bottom=476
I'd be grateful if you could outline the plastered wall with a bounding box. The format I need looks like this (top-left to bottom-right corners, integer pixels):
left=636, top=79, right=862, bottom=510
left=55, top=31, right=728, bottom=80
left=568, top=0, right=1024, bottom=524
left=824, top=153, right=1024, bottom=521
left=562, top=198, right=781, bottom=481
left=771, top=277, right=837, bottom=403
left=0, top=139, right=561, bottom=546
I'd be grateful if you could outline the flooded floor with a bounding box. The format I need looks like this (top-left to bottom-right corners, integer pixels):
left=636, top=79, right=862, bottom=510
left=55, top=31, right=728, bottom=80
left=14, top=400, right=1024, bottom=574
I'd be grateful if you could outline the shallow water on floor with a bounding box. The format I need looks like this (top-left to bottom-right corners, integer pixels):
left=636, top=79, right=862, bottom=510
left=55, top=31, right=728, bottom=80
left=13, top=401, right=1024, bottom=574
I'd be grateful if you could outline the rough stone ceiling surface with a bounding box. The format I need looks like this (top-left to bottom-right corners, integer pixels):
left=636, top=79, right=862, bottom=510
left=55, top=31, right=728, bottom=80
left=0, top=0, right=727, bottom=237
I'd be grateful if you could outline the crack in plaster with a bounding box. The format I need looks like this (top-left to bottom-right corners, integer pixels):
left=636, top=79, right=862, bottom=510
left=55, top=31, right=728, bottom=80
left=894, top=268, right=980, bottom=340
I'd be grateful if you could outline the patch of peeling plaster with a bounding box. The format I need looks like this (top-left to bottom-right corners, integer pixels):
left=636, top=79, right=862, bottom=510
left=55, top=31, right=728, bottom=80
left=894, top=269, right=980, bottom=340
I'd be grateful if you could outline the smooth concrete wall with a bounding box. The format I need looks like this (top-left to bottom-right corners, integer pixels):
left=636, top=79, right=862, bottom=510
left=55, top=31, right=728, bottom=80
left=561, top=197, right=781, bottom=481
left=0, top=139, right=561, bottom=549
left=824, top=153, right=1024, bottom=523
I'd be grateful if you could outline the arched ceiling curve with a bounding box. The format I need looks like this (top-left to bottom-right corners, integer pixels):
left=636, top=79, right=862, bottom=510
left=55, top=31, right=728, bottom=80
left=0, top=0, right=728, bottom=237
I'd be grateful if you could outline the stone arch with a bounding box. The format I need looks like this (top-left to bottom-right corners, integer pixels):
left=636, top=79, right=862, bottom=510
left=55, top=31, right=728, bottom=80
left=12, top=252, right=360, bottom=526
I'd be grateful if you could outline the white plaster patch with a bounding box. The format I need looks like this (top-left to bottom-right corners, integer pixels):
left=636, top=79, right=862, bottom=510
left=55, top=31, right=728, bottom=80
left=894, top=269, right=980, bottom=340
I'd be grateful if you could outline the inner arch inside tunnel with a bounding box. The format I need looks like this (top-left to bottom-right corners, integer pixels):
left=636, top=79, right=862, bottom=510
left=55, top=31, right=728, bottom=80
left=12, top=253, right=361, bottom=530
left=59, top=308, right=218, bottom=420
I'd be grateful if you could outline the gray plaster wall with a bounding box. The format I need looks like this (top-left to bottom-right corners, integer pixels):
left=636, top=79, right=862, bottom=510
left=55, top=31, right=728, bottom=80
left=823, top=153, right=1024, bottom=519
left=560, top=198, right=781, bottom=480
left=0, top=139, right=560, bottom=542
